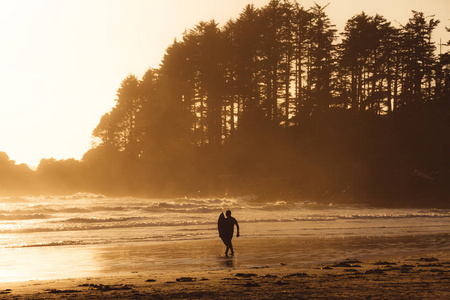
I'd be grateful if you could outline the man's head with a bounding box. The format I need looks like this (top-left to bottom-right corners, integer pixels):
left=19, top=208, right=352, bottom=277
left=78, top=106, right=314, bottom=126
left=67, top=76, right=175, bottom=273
left=225, top=210, right=231, bottom=217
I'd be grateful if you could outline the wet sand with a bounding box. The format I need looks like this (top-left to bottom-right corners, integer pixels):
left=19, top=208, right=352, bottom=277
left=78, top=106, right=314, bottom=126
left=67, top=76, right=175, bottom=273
left=0, top=250, right=449, bottom=299
left=1, top=234, right=449, bottom=283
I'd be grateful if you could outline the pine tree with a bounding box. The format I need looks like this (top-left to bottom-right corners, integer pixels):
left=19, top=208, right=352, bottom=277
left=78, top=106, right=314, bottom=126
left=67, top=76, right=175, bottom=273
left=306, top=4, right=336, bottom=114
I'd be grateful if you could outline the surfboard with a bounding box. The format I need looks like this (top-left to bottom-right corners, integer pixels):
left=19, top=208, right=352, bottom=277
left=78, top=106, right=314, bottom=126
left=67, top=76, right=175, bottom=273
left=218, top=212, right=226, bottom=237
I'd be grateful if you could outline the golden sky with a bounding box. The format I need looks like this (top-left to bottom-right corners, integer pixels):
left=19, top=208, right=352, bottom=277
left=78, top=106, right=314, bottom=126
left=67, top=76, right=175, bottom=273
left=0, top=0, right=448, bottom=167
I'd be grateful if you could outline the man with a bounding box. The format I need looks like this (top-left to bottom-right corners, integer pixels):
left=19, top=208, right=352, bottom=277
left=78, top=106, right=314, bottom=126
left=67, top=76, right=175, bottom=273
left=220, top=210, right=239, bottom=256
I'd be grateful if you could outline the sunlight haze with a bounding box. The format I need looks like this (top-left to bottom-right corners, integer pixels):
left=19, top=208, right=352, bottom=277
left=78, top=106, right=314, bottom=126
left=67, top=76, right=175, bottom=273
left=0, top=0, right=448, bottom=167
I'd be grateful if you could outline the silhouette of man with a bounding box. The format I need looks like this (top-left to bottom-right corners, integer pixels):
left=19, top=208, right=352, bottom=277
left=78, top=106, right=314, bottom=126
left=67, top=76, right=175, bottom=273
left=220, top=210, right=239, bottom=256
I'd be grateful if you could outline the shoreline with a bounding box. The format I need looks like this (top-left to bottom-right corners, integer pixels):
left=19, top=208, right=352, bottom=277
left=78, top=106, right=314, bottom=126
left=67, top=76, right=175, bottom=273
left=1, top=250, right=449, bottom=299
left=1, top=233, right=449, bottom=283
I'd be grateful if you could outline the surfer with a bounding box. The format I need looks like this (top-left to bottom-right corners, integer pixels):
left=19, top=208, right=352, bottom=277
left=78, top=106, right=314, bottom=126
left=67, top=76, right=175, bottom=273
left=218, top=210, right=240, bottom=256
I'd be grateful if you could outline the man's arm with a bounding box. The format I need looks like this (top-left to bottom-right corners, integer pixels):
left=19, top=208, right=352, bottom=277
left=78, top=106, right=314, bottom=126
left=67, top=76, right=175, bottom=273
left=235, top=219, right=240, bottom=237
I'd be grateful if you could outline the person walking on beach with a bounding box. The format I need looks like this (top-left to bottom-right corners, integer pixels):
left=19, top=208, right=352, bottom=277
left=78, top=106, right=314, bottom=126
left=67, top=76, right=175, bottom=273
left=218, top=210, right=240, bottom=256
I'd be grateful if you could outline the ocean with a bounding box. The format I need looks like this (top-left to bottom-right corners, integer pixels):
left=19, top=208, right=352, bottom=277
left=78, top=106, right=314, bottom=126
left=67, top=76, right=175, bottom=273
left=0, top=193, right=448, bottom=282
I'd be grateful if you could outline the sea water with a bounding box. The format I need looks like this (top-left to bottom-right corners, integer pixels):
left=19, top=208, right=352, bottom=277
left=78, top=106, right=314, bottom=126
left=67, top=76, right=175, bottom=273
left=0, top=193, right=448, bottom=282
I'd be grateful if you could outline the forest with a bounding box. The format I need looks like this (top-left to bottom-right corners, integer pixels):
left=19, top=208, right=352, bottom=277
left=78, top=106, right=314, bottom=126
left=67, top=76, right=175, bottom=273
left=1, top=1, right=449, bottom=207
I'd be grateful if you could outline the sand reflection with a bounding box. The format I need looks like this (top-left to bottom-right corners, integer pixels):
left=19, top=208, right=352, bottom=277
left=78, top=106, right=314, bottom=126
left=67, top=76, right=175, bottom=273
left=1, top=234, right=449, bottom=283
left=0, top=246, right=102, bottom=282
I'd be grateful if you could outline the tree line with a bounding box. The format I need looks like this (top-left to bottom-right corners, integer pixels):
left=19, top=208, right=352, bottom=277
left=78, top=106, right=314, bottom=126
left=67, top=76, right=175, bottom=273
left=93, top=3, right=449, bottom=150
left=1, top=1, right=449, bottom=207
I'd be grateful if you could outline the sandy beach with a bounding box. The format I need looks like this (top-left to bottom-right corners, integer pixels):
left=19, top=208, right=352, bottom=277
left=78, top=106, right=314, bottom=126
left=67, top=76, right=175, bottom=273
left=1, top=249, right=448, bottom=299
left=0, top=196, right=448, bottom=299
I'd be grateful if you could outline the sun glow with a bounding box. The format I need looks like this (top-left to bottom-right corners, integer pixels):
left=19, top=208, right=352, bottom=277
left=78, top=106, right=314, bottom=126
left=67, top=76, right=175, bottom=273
left=0, top=0, right=448, bottom=167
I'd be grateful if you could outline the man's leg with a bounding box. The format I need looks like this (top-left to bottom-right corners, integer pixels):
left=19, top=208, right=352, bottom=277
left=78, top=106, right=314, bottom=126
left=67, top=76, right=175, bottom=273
left=223, top=236, right=233, bottom=256
left=221, top=236, right=230, bottom=255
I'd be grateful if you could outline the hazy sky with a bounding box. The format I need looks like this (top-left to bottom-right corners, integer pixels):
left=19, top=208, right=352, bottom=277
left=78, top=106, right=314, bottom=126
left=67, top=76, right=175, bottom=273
left=0, top=0, right=448, bottom=167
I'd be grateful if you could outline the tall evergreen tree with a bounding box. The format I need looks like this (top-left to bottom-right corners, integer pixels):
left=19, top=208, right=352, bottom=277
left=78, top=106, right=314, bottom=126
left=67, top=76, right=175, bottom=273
left=223, top=4, right=261, bottom=128
left=306, top=4, right=336, bottom=114
left=399, top=11, right=439, bottom=109
left=258, top=0, right=287, bottom=122
left=92, top=74, right=140, bottom=153
left=340, top=12, right=397, bottom=115
left=291, top=3, right=312, bottom=122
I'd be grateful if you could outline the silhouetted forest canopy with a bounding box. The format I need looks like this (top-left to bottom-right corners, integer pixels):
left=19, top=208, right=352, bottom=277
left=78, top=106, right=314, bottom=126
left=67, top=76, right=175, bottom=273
left=2, top=1, right=449, bottom=207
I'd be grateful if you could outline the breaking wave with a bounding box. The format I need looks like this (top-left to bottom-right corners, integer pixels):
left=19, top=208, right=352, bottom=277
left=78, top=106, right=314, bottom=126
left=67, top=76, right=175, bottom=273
left=0, top=194, right=448, bottom=250
left=0, top=213, right=49, bottom=220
